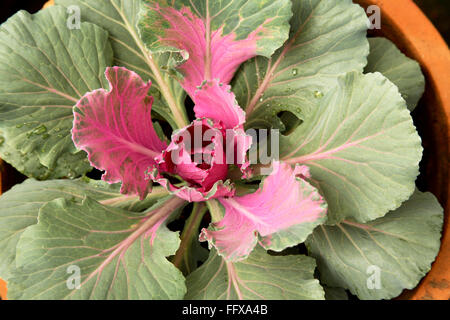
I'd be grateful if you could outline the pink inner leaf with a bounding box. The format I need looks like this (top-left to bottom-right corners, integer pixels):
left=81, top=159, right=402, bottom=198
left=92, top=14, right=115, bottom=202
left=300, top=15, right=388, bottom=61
left=152, top=5, right=264, bottom=97
left=194, top=80, right=246, bottom=129
left=149, top=167, right=235, bottom=202
left=72, top=67, right=167, bottom=200
left=200, top=161, right=327, bottom=261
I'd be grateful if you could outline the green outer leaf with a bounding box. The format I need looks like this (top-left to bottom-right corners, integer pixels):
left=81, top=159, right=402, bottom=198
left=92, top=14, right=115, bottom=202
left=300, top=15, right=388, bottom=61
left=282, top=72, right=423, bottom=224
left=185, top=247, right=325, bottom=300
left=232, top=0, right=369, bottom=129
left=0, top=6, right=113, bottom=178
left=0, top=136, right=89, bottom=180
left=56, top=0, right=151, bottom=80
left=265, top=220, right=326, bottom=252
left=57, top=0, right=176, bottom=82
left=365, top=37, right=425, bottom=111
left=139, top=0, right=292, bottom=58
left=306, top=191, right=444, bottom=300
left=9, top=196, right=186, bottom=300
left=56, top=0, right=188, bottom=129
left=0, top=178, right=168, bottom=280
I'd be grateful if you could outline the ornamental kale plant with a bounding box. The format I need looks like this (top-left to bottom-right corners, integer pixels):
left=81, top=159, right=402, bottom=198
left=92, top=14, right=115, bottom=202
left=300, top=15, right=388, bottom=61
left=0, top=0, right=444, bottom=300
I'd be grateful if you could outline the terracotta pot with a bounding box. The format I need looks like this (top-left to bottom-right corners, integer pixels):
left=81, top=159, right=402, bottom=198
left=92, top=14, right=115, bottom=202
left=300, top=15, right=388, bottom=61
left=0, top=278, right=6, bottom=300
left=0, top=0, right=449, bottom=300
left=42, top=0, right=54, bottom=9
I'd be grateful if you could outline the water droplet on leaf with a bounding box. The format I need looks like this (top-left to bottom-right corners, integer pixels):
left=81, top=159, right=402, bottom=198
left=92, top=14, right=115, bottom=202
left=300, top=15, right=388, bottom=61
left=314, top=91, right=324, bottom=98
left=33, top=125, right=47, bottom=135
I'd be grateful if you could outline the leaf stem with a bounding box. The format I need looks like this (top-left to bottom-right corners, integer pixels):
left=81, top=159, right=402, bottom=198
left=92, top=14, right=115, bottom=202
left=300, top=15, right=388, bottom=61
left=173, top=202, right=207, bottom=274
left=98, top=187, right=168, bottom=206
left=206, top=199, right=224, bottom=223
left=144, top=53, right=190, bottom=128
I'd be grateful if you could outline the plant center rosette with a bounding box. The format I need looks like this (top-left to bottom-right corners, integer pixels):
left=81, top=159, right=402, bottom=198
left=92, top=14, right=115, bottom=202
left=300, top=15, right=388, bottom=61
left=147, top=80, right=253, bottom=202
left=149, top=118, right=234, bottom=202
left=72, top=67, right=327, bottom=261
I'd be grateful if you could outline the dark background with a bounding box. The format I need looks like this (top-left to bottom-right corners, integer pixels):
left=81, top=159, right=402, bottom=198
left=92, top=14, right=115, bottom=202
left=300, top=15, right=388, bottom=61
left=1, top=0, right=49, bottom=24
left=0, top=0, right=449, bottom=43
